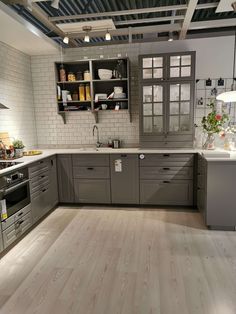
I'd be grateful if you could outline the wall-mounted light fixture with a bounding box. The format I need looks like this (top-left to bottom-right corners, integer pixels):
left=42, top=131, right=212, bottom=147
left=63, top=36, right=69, bottom=44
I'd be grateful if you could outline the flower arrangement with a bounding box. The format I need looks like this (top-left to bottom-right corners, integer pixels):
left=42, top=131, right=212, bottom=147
left=12, top=139, right=25, bottom=149
left=201, top=102, right=229, bottom=134
left=201, top=101, right=229, bottom=149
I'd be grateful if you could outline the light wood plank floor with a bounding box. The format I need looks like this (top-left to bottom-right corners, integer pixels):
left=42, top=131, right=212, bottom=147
left=1, top=206, right=236, bottom=314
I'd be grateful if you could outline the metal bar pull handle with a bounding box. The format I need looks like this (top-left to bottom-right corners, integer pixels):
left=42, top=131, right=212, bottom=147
left=163, top=154, right=170, bottom=157
left=87, top=167, right=94, bottom=170
left=2, top=179, right=30, bottom=195
left=163, top=180, right=170, bottom=183
left=163, top=167, right=170, bottom=170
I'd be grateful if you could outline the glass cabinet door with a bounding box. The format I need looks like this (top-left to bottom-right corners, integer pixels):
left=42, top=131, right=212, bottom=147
left=168, top=54, right=193, bottom=80
left=142, top=84, right=165, bottom=134
left=142, top=56, right=165, bottom=80
left=169, top=83, right=191, bottom=133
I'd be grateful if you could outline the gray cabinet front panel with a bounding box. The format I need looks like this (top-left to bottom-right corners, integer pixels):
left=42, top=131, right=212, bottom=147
left=140, top=180, right=193, bottom=205
left=110, top=154, right=139, bottom=204
left=57, top=155, right=74, bottom=203
left=140, top=166, right=193, bottom=180
left=72, top=154, right=109, bottom=167
left=140, top=153, right=194, bottom=167
left=74, top=179, right=111, bottom=204
left=73, top=166, right=110, bottom=179
left=0, top=230, right=3, bottom=253
left=48, top=157, right=59, bottom=208
left=31, top=187, right=51, bottom=223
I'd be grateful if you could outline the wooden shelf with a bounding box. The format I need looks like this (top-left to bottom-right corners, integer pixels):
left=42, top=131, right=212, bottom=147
left=94, top=99, right=128, bottom=102
left=57, top=80, right=91, bottom=84
left=57, top=100, right=91, bottom=104
left=93, top=78, right=128, bottom=82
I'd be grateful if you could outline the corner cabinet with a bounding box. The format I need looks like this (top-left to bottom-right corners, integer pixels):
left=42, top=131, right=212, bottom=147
left=139, top=52, right=195, bottom=148
left=55, top=58, right=130, bottom=123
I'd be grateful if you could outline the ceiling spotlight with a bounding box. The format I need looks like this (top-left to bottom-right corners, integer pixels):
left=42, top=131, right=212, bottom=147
left=63, top=36, right=69, bottom=44
left=168, top=32, right=174, bottom=42
left=82, top=26, right=92, bottom=43
left=168, top=38, right=173, bottom=42
left=105, top=30, right=111, bottom=41
left=51, top=0, right=60, bottom=9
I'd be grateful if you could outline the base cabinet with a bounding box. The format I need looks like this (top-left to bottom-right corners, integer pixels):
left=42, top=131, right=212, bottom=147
left=110, top=154, right=139, bottom=204
left=74, top=179, right=111, bottom=203
left=57, top=155, right=74, bottom=203
left=3, top=211, right=32, bottom=249
left=140, top=180, right=193, bottom=205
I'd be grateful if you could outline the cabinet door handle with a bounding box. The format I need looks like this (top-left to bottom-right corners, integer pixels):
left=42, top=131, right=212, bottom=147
left=163, top=180, right=170, bottom=183
left=121, top=154, right=127, bottom=157
left=163, top=167, right=170, bottom=170
left=51, top=159, right=54, bottom=166
left=163, top=154, right=170, bottom=157
left=87, top=167, right=94, bottom=170
left=42, top=188, right=46, bottom=192
left=40, top=175, right=45, bottom=178
left=18, top=212, right=23, bottom=217
left=39, top=161, right=43, bottom=164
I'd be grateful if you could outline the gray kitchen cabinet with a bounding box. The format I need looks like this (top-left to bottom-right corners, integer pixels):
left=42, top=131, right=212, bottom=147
left=74, top=179, right=111, bottom=204
left=48, top=156, right=58, bottom=208
left=110, top=154, right=139, bottom=204
left=3, top=211, right=32, bottom=249
left=197, top=156, right=236, bottom=230
left=139, top=52, right=195, bottom=148
left=72, top=154, right=110, bottom=204
left=140, top=153, right=194, bottom=206
left=0, top=228, right=3, bottom=253
left=57, top=154, right=74, bottom=203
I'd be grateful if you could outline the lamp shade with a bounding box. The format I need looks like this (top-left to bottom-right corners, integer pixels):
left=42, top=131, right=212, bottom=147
left=216, top=91, right=236, bottom=103
left=0, top=103, right=9, bottom=109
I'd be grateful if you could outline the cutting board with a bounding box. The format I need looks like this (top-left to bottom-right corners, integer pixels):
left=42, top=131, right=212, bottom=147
left=0, top=132, right=12, bottom=147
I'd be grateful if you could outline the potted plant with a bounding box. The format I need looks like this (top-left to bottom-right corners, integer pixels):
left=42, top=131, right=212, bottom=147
left=201, top=101, right=229, bottom=149
left=12, top=139, right=25, bottom=158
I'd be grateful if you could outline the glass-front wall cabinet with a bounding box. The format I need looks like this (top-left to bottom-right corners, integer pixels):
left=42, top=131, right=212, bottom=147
left=139, top=52, right=195, bottom=148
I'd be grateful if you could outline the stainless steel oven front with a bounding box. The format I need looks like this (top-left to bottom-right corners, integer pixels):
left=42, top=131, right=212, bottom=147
left=0, top=168, right=30, bottom=221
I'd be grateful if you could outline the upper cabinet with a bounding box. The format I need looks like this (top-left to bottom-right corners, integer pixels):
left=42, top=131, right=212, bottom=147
left=55, top=58, right=130, bottom=123
left=139, top=51, right=195, bottom=148
left=141, top=52, right=195, bottom=81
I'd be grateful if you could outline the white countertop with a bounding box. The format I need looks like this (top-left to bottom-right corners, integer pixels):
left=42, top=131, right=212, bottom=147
left=0, top=147, right=235, bottom=176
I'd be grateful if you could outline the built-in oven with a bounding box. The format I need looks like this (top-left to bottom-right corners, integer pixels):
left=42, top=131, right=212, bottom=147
left=0, top=168, right=30, bottom=221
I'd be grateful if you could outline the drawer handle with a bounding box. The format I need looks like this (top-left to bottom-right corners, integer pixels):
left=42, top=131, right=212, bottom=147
left=163, top=180, right=170, bottom=183
left=18, top=220, right=24, bottom=225
left=121, top=154, right=127, bottom=157
left=42, top=188, right=46, bottom=192
left=163, top=167, right=170, bottom=170
left=163, top=154, right=170, bottom=157
left=18, top=212, right=23, bottom=217
left=39, top=161, right=44, bottom=164
left=40, top=175, right=45, bottom=178
left=87, top=167, right=94, bottom=170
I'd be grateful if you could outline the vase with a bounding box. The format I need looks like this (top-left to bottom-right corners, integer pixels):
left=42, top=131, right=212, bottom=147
left=14, top=148, right=24, bottom=158
left=202, top=133, right=215, bottom=150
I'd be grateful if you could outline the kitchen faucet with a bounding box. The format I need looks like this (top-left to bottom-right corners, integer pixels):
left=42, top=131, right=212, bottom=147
left=92, top=125, right=102, bottom=148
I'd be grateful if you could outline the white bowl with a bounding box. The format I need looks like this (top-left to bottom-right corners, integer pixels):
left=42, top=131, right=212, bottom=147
left=98, top=72, right=112, bottom=80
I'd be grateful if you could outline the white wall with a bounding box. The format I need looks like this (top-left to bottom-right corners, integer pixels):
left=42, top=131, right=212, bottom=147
left=0, top=41, right=37, bottom=148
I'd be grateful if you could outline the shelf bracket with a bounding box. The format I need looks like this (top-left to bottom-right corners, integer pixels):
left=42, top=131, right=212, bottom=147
left=91, top=110, right=99, bottom=123
left=59, top=112, right=66, bottom=124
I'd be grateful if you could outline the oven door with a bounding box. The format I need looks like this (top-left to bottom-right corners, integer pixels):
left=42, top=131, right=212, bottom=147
left=0, top=179, right=30, bottom=220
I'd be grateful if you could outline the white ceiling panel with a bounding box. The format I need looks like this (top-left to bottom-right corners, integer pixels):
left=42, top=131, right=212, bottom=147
left=0, top=1, right=59, bottom=55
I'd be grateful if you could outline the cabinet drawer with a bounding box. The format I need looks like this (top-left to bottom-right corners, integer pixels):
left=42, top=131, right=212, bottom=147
left=3, top=211, right=32, bottom=249
left=30, top=169, right=49, bottom=184
left=31, top=187, right=51, bottom=223
left=29, top=159, right=50, bottom=179
left=1, top=203, right=32, bottom=231
left=30, top=176, right=49, bottom=194
left=74, top=179, right=111, bottom=204
left=140, top=166, right=193, bottom=180
left=139, top=154, right=194, bottom=167
left=140, top=180, right=193, bottom=206
left=73, top=166, right=110, bottom=179
left=31, top=183, right=50, bottom=201
left=72, top=154, right=109, bottom=167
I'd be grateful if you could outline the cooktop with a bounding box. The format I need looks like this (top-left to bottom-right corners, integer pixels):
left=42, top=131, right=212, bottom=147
left=0, top=161, right=22, bottom=170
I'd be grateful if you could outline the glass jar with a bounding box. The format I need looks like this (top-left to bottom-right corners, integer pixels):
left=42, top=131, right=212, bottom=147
left=79, top=84, right=85, bottom=101
left=59, top=65, right=66, bottom=82
left=84, top=70, right=90, bottom=81
left=68, top=72, right=76, bottom=82
left=85, top=84, right=91, bottom=101
left=76, top=71, right=83, bottom=81
left=72, top=92, right=78, bottom=101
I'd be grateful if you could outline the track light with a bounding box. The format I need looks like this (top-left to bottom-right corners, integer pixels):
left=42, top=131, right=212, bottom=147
left=105, top=30, right=111, bottom=41
left=168, top=32, right=174, bottom=42
left=63, top=36, right=69, bottom=44
left=82, top=26, right=92, bottom=43
left=51, top=0, right=60, bottom=9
